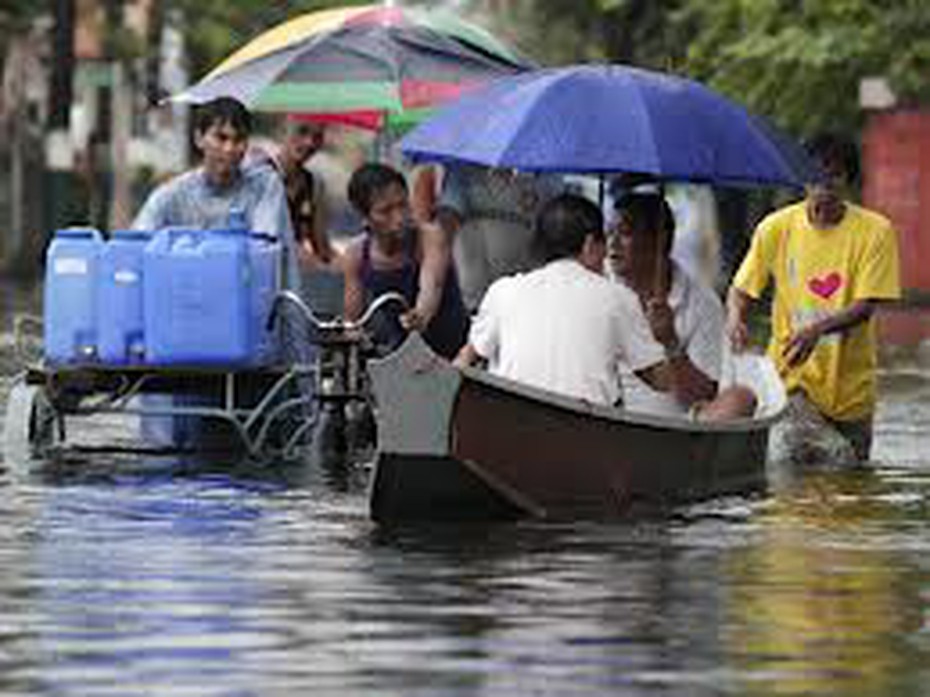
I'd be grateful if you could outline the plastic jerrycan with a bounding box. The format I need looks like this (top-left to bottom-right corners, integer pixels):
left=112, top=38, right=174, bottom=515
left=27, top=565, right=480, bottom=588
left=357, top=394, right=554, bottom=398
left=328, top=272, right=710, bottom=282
left=43, top=227, right=104, bottom=364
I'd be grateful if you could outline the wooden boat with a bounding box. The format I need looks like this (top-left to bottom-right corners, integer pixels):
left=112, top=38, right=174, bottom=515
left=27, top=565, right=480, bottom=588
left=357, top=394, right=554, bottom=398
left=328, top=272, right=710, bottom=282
left=367, top=332, right=787, bottom=522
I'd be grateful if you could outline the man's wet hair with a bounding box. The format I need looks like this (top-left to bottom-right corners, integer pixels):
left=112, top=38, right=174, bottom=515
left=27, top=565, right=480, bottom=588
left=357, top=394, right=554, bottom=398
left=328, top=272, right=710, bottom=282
left=194, top=97, right=252, bottom=137
left=535, top=193, right=604, bottom=262
left=805, top=132, right=859, bottom=184
left=614, top=192, right=675, bottom=257
left=348, top=163, right=408, bottom=215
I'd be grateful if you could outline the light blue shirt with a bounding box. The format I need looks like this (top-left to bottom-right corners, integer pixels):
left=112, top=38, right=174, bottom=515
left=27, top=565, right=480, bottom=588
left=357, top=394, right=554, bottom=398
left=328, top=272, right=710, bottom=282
left=133, top=163, right=299, bottom=289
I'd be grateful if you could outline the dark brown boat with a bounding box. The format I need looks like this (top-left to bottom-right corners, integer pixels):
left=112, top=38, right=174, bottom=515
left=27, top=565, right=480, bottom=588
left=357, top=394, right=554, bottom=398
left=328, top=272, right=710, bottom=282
left=367, top=332, right=787, bottom=523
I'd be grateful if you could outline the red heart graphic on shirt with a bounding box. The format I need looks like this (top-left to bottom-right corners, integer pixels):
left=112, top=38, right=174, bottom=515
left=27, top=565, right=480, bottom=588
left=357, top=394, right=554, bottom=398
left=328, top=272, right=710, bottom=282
left=808, top=272, right=843, bottom=299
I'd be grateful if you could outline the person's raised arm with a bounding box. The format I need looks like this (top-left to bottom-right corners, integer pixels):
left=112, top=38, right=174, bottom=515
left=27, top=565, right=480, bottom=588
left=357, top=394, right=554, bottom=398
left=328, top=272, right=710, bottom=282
left=400, top=219, right=451, bottom=331
left=634, top=295, right=718, bottom=406
left=725, top=286, right=755, bottom=352
left=307, top=176, right=335, bottom=264
left=341, top=241, right=366, bottom=322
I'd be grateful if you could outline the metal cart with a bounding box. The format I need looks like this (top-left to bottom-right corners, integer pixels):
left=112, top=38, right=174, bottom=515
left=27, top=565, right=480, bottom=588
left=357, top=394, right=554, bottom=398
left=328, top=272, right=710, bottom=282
left=2, top=291, right=405, bottom=465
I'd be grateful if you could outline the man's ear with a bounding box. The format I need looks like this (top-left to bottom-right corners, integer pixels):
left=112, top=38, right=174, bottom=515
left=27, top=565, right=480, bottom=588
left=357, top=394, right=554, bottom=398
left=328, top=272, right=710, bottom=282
left=580, top=232, right=606, bottom=269
left=583, top=232, right=604, bottom=254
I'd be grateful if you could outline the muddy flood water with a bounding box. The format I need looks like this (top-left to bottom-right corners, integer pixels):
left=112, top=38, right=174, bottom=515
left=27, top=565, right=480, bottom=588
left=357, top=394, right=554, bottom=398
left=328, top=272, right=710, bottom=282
left=1, top=279, right=929, bottom=696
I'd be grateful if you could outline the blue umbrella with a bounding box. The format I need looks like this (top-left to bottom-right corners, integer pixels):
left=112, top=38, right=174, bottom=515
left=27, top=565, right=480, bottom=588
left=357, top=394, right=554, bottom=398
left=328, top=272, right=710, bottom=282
left=401, top=64, right=815, bottom=187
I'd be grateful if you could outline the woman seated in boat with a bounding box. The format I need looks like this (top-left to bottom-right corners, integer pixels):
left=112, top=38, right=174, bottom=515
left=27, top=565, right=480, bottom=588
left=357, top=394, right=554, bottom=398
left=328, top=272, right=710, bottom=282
left=454, top=193, right=665, bottom=406
left=608, top=189, right=757, bottom=420
left=341, top=163, right=469, bottom=359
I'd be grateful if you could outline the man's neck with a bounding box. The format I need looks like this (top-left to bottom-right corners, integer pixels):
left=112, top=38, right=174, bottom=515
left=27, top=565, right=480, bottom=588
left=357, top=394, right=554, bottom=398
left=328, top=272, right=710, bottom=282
left=806, top=199, right=847, bottom=229
left=625, top=260, right=671, bottom=297
left=202, top=167, right=241, bottom=191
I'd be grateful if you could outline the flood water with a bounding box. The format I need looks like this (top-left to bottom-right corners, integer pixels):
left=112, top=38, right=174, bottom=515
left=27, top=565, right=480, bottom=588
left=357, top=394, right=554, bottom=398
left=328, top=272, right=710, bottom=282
left=2, top=279, right=930, bottom=696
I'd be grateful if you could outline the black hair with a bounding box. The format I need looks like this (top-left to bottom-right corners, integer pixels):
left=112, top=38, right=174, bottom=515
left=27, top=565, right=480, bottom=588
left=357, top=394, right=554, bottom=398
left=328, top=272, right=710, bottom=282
left=613, top=192, right=675, bottom=256
left=535, top=193, right=604, bottom=262
left=194, top=97, right=252, bottom=137
left=348, top=163, right=408, bottom=215
left=805, top=132, right=859, bottom=184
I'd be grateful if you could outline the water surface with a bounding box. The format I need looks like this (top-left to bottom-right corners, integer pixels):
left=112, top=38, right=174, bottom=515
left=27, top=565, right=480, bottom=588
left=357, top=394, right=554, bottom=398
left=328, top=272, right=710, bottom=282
left=1, top=280, right=929, bottom=696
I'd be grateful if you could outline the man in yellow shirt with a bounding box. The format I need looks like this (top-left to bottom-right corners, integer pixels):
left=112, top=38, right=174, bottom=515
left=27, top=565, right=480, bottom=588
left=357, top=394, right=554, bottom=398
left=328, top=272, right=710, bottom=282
left=726, top=134, right=900, bottom=462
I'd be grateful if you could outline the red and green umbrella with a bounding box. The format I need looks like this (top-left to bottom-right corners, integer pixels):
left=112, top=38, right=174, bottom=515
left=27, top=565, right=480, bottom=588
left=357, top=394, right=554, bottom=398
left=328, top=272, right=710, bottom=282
left=173, top=4, right=533, bottom=131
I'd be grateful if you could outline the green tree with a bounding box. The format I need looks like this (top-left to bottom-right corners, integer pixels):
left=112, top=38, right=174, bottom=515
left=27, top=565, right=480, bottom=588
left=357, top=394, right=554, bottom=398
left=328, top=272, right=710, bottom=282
left=674, top=0, right=930, bottom=138
left=464, top=0, right=930, bottom=141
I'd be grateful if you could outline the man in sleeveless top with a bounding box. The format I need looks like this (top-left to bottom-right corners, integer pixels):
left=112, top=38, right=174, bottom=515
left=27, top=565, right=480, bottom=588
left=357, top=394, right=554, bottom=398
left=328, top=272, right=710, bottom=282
left=341, top=163, right=469, bottom=359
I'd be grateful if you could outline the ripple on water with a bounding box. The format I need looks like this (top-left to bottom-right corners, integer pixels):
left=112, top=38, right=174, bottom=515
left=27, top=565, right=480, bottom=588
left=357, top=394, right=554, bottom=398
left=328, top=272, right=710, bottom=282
left=0, top=279, right=929, bottom=695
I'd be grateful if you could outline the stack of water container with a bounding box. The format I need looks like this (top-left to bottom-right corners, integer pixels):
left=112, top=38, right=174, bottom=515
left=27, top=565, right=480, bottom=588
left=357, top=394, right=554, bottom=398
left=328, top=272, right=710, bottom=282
left=43, top=213, right=282, bottom=368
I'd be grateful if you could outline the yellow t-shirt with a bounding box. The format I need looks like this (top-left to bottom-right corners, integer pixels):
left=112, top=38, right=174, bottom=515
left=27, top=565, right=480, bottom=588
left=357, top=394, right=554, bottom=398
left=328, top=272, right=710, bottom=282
left=732, top=201, right=900, bottom=421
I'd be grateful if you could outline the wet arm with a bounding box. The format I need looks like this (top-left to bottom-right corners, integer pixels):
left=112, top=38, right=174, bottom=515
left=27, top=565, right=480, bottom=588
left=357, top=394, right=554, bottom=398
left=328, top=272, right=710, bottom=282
left=635, top=352, right=718, bottom=407
left=409, top=220, right=452, bottom=327
left=725, top=286, right=755, bottom=351
left=342, top=243, right=365, bottom=321
left=784, top=299, right=884, bottom=367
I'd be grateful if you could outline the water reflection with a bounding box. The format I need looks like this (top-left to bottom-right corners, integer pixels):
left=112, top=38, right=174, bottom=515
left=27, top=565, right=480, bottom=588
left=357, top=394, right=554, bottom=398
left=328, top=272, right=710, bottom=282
left=722, top=469, right=930, bottom=697
left=1, top=278, right=930, bottom=695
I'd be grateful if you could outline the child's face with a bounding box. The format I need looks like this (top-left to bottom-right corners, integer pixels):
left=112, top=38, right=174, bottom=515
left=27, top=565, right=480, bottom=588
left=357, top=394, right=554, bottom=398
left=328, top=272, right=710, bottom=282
left=367, top=183, right=409, bottom=239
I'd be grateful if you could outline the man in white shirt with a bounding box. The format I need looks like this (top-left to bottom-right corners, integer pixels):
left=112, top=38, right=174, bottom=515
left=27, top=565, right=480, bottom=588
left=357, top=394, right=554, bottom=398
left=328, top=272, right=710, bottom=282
left=609, top=191, right=756, bottom=420
left=454, top=193, right=663, bottom=406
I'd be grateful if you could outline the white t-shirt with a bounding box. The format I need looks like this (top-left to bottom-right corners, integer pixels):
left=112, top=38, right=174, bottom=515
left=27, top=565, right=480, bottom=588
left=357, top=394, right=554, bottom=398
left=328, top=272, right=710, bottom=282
left=618, top=263, right=725, bottom=416
left=469, top=259, right=664, bottom=405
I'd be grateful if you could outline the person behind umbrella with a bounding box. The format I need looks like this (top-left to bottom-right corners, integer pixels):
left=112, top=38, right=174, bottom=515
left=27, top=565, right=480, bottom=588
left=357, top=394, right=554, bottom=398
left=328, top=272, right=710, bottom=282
left=131, top=97, right=302, bottom=448
left=435, top=163, right=564, bottom=312
left=608, top=190, right=756, bottom=421
left=134, top=96, right=298, bottom=288
left=258, top=118, right=339, bottom=271
left=726, top=133, right=901, bottom=462
left=342, top=163, right=469, bottom=359
left=454, top=193, right=663, bottom=406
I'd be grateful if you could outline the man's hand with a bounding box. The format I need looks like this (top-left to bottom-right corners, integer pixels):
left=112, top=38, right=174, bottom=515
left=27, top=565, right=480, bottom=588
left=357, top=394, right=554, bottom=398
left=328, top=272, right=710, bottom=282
left=783, top=324, right=821, bottom=367
left=725, top=312, right=750, bottom=352
left=644, top=296, right=678, bottom=351
left=399, top=308, right=427, bottom=332
left=452, top=343, right=479, bottom=369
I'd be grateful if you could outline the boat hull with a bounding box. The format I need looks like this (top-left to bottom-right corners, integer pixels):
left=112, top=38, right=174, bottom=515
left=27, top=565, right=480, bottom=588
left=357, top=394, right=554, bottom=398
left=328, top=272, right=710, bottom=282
left=368, top=333, right=781, bottom=522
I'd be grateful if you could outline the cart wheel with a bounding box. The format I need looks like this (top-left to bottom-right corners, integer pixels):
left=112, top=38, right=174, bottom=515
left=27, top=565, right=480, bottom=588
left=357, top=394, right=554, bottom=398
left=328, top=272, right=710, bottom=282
left=2, top=382, right=61, bottom=469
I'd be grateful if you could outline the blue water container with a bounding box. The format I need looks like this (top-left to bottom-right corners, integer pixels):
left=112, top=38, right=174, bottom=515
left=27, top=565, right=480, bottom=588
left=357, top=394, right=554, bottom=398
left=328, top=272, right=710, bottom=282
left=144, top=225, right=281, bottom=365
left=98, top=229, right=150, bottom=364
left=43, top=227, right=104, bottom=364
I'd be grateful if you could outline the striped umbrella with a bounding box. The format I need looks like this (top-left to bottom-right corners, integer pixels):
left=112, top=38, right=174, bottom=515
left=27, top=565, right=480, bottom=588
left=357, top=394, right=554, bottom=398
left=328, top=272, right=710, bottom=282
left=173, top=4, right=533, bottom=131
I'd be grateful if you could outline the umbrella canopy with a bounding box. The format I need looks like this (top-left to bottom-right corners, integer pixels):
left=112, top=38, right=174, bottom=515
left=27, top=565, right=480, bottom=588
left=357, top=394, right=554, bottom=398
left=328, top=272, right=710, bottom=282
left=400, top=64, right=816, bottom=187
left=172, top=4, right=533, bottom=131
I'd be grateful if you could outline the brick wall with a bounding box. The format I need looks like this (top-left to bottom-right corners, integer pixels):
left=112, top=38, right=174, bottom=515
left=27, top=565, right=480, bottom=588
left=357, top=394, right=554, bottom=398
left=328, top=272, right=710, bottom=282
left=863, top=110, right=930, bottom=345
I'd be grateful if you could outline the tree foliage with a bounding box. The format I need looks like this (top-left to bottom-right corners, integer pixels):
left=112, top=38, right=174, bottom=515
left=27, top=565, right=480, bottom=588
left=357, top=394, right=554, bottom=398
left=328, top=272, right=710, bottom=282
left=8, top=0, right=922, bottom=144
left=678, top=0, right=930, bottom=137
left=465, top=0, right=930, bottom=141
